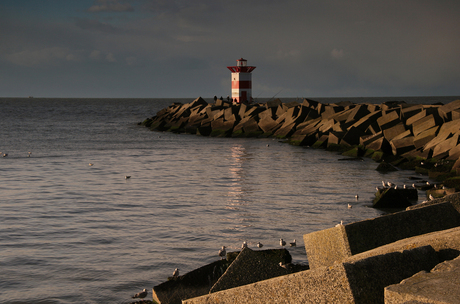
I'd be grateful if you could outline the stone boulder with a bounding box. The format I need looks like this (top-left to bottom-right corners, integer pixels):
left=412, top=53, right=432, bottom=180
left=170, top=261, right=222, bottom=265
left=210, top=247, right=296, bottom=293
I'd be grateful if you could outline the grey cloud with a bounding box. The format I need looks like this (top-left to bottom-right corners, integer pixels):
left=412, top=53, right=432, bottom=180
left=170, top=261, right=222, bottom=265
left=87, top=0, right=134, bottom=12
left=75, top=18, right=122, bottom=34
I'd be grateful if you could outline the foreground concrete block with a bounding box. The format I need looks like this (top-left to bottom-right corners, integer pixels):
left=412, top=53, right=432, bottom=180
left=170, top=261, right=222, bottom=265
left=385, top=256, right=460, bottom=304
left=210, top=248, right=293, bottom=293
left=183, top=246, right=438, bottom=304
left=152, top=260, right=228, bottom=304
left=303, top=202, right=460, bottom=269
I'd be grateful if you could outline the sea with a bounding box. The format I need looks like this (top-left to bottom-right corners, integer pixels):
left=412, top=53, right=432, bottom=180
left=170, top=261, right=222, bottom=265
left=0, top=96, right=459, bottom=304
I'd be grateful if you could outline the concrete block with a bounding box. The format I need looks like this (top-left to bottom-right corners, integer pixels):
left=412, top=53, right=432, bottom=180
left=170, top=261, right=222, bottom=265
left=385, top=256, right=460, bottom=304
left=439, top=99, right=460, bottom=121
left=303, top=202, right=460, bottom=269
left=377, top=110, right=401, bottom=130
left=452, top=109, right=460, bottom=121
left=189, top=97, right=208, bottom=109
left=412, top=114, right=439, bottom=136
left=273, top=121, right=296, bottom=138
left=275, top=103, right=288, bottom=117
left=424, top=123, right=458, bottom=151
left=401, top=104, right=424, bottom=120
left=390, top=136, right=416, bottom=156
left=321, top=105, right=344, bottom=120
left=242, top=117, right=262, bottom=135
left=327, top=132, right=344, bottom=146
left=257, top=115, right=279, bottom=134
left=265, top=98, right=282, bottom=108
left=391, top=129, right=411, bottom=141
left=318, top=118, right=335, bottom=133
left=345, top=104, right=371, bottom=124
left=413, top=126, right=439, bottom=149
left=433, top=133, right=459, bottom=159
left=302, top=98, right=320, bottom=109
left=152, top=260, right=228, bottom=304
left=383, top=123, right=406, bottom=141
left=340, top=126, right=365, bottom=146
left=183, top=246, right=438, bottom=304
left=210, top=248, right=292, bottom=293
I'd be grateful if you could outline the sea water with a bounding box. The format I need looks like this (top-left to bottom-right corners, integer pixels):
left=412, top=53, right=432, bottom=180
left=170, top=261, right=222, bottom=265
left=0, top=96, right=458, bottom=303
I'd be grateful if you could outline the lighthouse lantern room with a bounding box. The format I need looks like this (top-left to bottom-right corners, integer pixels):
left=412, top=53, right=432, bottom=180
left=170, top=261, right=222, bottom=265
left=227, top=58, right=256, bottom=104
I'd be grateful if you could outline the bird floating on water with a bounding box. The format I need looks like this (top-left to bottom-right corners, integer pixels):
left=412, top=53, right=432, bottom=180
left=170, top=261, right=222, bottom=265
left=290, top=239, right=296, bottom=247
left=172, top=268, right=179, bottom=278
left=132, top=289, right=148, bottom=299
left=256, top=242, right=263, bottom=248
left=2, top=153, right=8, bottom=157
left=218, top=246, right=226, bottom=260
left=355, top=194, right=359, bottom=200
left=125, top=175, right=131, bottom=179
left=280, top=239, right=286, bottom=246
left=89, top=163, right=94, bottom=166
left=348, top=204, right=352, bottom=209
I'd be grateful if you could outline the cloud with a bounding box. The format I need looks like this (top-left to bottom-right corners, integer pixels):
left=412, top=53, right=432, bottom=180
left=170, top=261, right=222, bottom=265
left=87, top=0, right=134, bottom=12
left=331, top=49, right=344, bottom=59
left=125, top=56, right=137, bottom=65
left=4, top=47, right=79, bottom=67
left=75, top=18, right=121, bottom=34
left=106, top=53, right=116, bottom=62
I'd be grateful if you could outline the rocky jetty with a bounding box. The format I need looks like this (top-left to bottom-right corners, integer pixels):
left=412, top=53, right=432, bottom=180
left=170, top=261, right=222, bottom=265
left=141, top=97, right=460, bottom=173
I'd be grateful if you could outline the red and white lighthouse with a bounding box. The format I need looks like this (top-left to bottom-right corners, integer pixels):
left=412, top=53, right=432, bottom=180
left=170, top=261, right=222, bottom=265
left=227, top=58, right=256, bottom=104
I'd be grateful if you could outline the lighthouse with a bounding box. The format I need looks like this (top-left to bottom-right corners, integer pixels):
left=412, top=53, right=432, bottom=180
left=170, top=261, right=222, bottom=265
left=227, top=58, right=256, bottom=104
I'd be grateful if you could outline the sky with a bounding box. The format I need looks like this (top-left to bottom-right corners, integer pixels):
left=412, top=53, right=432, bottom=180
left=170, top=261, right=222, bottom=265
left=1, top=0, right=459, bottom=98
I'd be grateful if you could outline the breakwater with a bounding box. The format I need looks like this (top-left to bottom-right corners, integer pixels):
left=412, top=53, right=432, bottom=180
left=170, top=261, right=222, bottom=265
left=141, top=97, right=460, bottom=181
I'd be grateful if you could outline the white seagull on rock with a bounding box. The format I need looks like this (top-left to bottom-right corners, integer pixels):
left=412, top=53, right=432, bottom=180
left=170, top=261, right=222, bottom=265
left=256, top=242, right=263, bottom=248
left=218, top=246, right=226, bottom=260
left=132, top=289, right=148, bottom=299
left=280, top=239, right=286, bottom=246
left=290, top=239, right=296, bottom=247
left=172, top=268, right=179, bottom=278
left=241, top=241, right=247, bottom=249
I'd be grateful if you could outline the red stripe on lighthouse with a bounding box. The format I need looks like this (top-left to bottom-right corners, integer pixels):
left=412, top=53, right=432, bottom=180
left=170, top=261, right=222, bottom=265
left=232, top=81, right=252, bottom=89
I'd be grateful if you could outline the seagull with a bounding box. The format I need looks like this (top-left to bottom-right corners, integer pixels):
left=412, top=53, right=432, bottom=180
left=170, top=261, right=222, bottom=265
left=89, top=163, right=94, bottom=166
left=429, top=194, right=434, bottom=200
left=348, top=204, right=352, bottom=209
left=172, top=268, right=179, bottom=278
left=280, top=239, right=286, bottom=246
left=412, top=183, right=416, bottom=188
left=125, top=176, right=131, bottom=179
left=403, top=184, right=407, bottom=189
left=218, top=246, right=226, bottom=260
left=241, top=241, right=247, bottom=249
left=28, top=152, right=32, bottom=157
left=290, top=239, right=296, bottom=247
left=394, top=185, right=398, bottom=189
left=132, top=289, right=148, bottom=299
left=335, top=220, right=344, bottom=227
left=279, top=262, right=293, bottom=271
left=382, top=181, right=386, bottom=187
left=256, top=242, right=263, bottom=248
left=355, top=194, right=359, bottom=200
left=2, top=153, right=8, bottom=157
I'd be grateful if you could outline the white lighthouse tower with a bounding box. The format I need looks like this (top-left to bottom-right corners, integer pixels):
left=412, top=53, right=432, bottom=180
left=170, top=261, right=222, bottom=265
left=227, top=58, right=256, bottom=104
